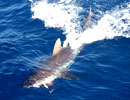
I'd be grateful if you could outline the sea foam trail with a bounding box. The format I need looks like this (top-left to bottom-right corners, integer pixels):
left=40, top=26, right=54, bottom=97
left=66, top=3, right=130, bottom=49
left=30, top=0, right=130, bottom=50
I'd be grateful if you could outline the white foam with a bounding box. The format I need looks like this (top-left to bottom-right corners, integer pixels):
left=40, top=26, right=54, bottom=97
left=31, top=0, right=82, bottom=35
left=30, top=0, right=130, bottom=50
left=64, top=3, right=130, bottom=49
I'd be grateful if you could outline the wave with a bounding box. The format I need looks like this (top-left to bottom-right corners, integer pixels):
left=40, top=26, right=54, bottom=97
left=29, top=0, right=130, bottom=50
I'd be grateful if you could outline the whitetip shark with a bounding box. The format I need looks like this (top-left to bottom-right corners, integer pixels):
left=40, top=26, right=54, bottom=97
left=23, top=6, right=92, bottom=89
left=23, top=38, right=81, bottom=88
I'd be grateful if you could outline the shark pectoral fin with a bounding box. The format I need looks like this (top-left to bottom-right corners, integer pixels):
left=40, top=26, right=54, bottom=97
left=61, top=72, right=82, bottom=80
left=52, top=38, right=62, bottom=56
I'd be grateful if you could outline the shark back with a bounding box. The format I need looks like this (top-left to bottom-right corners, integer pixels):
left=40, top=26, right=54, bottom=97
left=23, top=38, right=78, bottom=88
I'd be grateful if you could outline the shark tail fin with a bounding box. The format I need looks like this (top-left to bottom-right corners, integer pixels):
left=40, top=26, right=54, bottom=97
left=61, top=72, right=82, bottom=80
left=52, top=38, right=62, bottom=56
left=83, top=6, right=92, bottom=31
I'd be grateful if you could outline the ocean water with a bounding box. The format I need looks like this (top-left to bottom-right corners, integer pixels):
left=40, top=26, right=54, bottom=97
left=0, top=0, right=130, bottom=100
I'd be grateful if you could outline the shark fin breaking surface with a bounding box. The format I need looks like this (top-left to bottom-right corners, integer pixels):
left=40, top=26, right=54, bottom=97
left=53, top=38, right=62, bottom=56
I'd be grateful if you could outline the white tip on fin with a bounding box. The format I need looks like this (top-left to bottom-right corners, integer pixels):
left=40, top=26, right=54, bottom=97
left=52, top=38, right=62, bottom=56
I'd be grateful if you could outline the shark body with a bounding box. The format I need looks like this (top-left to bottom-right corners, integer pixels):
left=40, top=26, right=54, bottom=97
left=23, top=6, right=92, bottom=88
left=23, top=38, right=80, bottom=88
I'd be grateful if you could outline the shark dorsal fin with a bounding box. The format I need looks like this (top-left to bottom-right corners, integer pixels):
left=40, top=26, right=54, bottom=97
left=52, top=38, right=62, bottom=56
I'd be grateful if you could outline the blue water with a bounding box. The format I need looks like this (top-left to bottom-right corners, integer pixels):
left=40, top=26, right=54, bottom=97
left=0, top=0, right=130, bottom=100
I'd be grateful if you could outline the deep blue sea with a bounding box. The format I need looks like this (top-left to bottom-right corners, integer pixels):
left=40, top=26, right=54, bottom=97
left=0, top=0, right=130, bottom=100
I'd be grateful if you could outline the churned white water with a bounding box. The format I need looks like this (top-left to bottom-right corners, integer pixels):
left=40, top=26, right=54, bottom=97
left=30, top=0, right=130, bottom=50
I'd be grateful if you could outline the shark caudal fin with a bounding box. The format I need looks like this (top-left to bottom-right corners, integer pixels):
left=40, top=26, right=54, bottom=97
left=83, top=6, right=92, bottom=31
left=52, top=38, right=62, bottom=56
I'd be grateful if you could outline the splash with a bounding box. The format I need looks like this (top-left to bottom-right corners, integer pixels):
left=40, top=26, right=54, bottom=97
left=30, top=0, right=82, bottom=35
left=65, top=3, right=130, bottom=49
left=30, top=0, right=130, bottom=50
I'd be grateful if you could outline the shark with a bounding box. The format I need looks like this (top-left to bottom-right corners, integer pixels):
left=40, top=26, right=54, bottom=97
left=23, top=6, right=92, bottom=88
left=23, top=38, right=81, bottom=88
